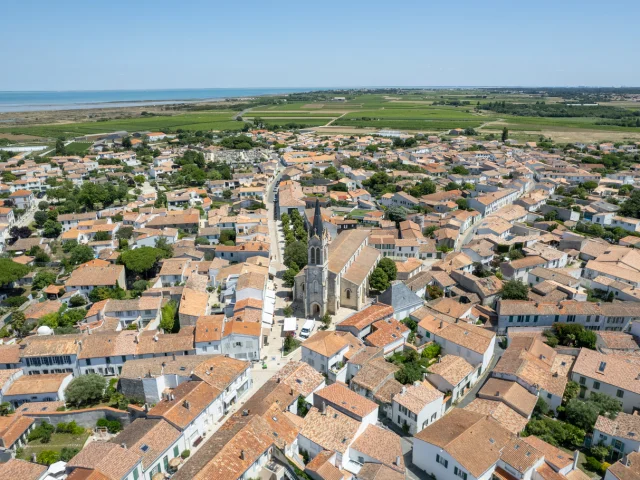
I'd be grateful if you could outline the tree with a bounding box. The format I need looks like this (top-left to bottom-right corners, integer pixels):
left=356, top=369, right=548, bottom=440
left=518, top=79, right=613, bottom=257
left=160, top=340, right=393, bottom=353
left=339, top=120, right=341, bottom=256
left=34, top=210, right=49, bottom=228
left=116, top=226, right=134, bottom=240
left=37, top=450, right=60, bottom=465
left=65, top=374, right=107, bottom=407
left=0, top=402, right=13, bottom=416
left=386, top=206, right=407, bottom=224
left=501, top=279, right=529, bottom=300
left=620, top=189, right=640, bottom=219
left=70, top=245, right=95, bottom=265
left=544, top=210, right=558, bottom=221
left=444, top=182, right=461, bottom=192
left=32, top=270, right=57, bottom=290
left=69, top=296, right=87, bottom=307
left=451, top=165, right=470, bottom=175
left=534, top=397, right=550, bottom=417
left=369, top=268, right=389, bottom=292
left=42, top=220, right=62, bottom=238
left=120, top=247, right=163, bottom=276
left=0, top=259, right=30, bottom=287
left=283, top=304, right=294, bottom=317
left=195, top=236, right=210, bottom=246
left=284, top=241, right=308, bottom=270
left=55, top=138, right=66, bottom=155
left=222, top=189, right=232, bottom=199
left=563, top=381, right=580, bottom=405
left=422, top=343, right=441, bottom=359
left=565, top=393, right=622, bottom=432
left=133, top=175, right=145, bottom=185
left=160, top=300, right=178, bottom=332
left=583, top=181, right=599, bottom=192
left=378, top=257, right=397, bottom=282
left=501, top=127, right=509, bottom=142
left=395, top=361, right=423, bottom=385
left=456, top=198, right=468, bottom=210
left=509, top=249, right=525, bottom=260
left=283, top=265, right=299, bottom=288
left=93, top=231, right=110, bottom=241
left=10, top=226, right=32, bottom=241
left=426, top=284, right=443, bottom=299
left=155, top=237, right=173, bottom=258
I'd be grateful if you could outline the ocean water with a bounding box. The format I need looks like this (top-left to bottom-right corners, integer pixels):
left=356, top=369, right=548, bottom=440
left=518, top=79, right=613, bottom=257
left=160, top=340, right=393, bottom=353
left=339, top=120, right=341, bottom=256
left=0, top=87, right=323, bottom=113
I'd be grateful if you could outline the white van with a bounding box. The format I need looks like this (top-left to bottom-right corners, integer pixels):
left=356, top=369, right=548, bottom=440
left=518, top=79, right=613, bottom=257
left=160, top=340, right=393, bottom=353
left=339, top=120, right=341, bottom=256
left=299, top=320, right=315, bottom=339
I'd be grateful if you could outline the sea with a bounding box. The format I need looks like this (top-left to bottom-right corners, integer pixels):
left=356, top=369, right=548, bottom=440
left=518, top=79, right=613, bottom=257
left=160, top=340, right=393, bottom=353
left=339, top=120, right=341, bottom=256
left=0, top=87, right=326, bottom=113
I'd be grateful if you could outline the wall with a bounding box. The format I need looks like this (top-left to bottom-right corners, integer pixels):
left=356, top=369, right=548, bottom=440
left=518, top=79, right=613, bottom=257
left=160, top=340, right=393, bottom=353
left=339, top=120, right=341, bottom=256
left=25, top=406, right=132, bottom=428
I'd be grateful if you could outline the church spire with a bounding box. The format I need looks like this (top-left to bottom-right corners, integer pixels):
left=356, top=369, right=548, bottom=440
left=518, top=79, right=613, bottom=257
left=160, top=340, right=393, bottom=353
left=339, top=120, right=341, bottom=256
left=312, top=198, right=324, bottom=238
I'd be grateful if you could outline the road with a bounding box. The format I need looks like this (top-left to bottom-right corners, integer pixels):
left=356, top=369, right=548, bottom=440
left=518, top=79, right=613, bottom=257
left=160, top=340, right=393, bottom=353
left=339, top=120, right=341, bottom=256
left=14, top=196, right=45, bottom=228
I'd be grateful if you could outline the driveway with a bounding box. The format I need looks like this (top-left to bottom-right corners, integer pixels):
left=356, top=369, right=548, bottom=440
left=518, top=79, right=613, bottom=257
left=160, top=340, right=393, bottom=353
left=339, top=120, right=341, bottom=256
left=456, top=342, right=505, bottom=408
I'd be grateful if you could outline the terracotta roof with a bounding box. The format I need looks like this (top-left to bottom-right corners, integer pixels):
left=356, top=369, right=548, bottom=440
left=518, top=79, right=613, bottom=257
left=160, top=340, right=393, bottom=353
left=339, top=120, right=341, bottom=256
left=350, top=424, right=405, bottom=473
left=499, top=437, right=544, bottom=474
left=147, top=380, right=219, bottom=430
left=357, top=463, right=405, bottom=480
left=302, top=331, right=351, bottom=357
left=300, top=406, right=360, bottom=454
left=572, top=348, right=640, bottom=395
left=194, top=315, right=224, bottom=342
left=5, top=373, right=70, bottom=396
left=595, top=412, right=640, bottom=442
left=192, top=356, right=250, bottom=392
left=21, top=334, right=81, bottom=357
left=463, top=398, right=528, bottom=434
left=0, top=344, right=20, bottom=364
left=315, top=382, right=378, bottom=419
left=273, top=361, right=325, bottom=398
left=607, top=451, right=640, bottom=480
left=394, top=381, right=443, bottom=414
left=68, top=442, right=141, bottom=480
left=0, top=459, right=47, bottom=480
left=66, top=263, right=124, bottom=287
left=337, top=303, right=394, bottom=332
left=0, top=414, right=35, bottom=448
left=178, top=288, right=209, bottom=317
left=522, top=435, right=574, bottom=471
left=414, top=409, right=513, bottom=478
left=428, top=354, right=474, bottom=386
left=111, top=418, right=181, bottom=468
left=478, top=378, right=537, bottom=418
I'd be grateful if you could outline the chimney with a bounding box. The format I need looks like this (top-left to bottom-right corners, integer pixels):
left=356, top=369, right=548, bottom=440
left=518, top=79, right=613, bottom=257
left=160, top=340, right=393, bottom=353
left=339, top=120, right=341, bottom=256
left=321, top=401, right=327, bottom=415
left=31, top=453, right=36, bottom=463
left=437, top=355, right=442, bottom=363
left=395, top=455, right=401, bottom=466
left=172, top=353, right=176, bottom=361
left=170, top=394, right=175, bottom=401
left=573, top=450, right=579, bottom=470
left=121, top=443, right=127, bottom=449
left=240, top=450, right=245, bottom=460
left=78, top=340, right=82, bottom=352
left=276, top=377, right=281, bottom=383
left=183, top=400, right=190, bottom=410
left=439, top=320, right=443, bottom=329
left=153, top=335, right=159, bottom=342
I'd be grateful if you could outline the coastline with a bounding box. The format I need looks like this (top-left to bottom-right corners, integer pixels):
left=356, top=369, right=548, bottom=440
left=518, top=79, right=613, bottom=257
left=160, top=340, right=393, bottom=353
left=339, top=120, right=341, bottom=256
left=0, top=87, right=321, bottom=114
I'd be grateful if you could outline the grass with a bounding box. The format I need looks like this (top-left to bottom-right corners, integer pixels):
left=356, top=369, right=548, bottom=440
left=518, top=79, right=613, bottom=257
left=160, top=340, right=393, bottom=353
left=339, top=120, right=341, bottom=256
left=4, top=91, right=640, bottom=141
left=19, top=430, right=90, bottom=459
left=62, top=142, right=92, bottom=155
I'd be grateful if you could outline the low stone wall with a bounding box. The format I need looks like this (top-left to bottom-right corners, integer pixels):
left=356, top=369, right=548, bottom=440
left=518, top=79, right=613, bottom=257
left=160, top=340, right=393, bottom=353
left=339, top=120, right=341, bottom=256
left=24, top=406, right=132, bottom=428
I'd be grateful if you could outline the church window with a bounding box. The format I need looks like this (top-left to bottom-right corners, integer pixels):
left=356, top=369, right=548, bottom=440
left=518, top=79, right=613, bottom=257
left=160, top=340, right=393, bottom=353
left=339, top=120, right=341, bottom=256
left=346, top=289, right=351, bottom=300
left=310, top=247, right=316, bottom=265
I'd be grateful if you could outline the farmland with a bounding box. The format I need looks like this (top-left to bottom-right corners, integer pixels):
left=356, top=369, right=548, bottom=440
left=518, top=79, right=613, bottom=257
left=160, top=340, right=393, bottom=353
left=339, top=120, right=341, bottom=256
left=1, top=89, right=639, bottom=143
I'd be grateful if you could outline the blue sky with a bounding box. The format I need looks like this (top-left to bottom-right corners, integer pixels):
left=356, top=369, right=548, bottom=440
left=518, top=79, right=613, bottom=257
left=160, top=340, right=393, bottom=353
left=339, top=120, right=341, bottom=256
left=2, top=0, right=638, bottom=91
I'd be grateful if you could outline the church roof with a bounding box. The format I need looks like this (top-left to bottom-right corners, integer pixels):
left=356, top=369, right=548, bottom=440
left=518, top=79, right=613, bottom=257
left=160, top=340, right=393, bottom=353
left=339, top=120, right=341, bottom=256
left=378, top=281, right=424, bottom=313
left=311, top=199, right=324, bottom=238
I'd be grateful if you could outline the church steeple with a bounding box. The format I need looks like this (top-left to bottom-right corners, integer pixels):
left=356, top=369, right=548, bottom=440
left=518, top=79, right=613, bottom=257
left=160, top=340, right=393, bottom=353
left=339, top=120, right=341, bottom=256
left=311, top=198, right=324, bottom=238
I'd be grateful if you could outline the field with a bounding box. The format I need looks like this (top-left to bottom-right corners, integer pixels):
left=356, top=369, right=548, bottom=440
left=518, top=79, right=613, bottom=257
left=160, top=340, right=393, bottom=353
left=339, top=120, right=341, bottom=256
left=63, top=142, right=93, bottom=155
left=2, top=90, right=640, bottom=143
left=18, top=430, right=90, bottom=460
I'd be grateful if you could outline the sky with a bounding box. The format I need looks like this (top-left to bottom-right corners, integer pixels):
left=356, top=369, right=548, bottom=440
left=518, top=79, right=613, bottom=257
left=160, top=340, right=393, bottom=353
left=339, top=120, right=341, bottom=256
left=2, top=0, right=639, bottom=91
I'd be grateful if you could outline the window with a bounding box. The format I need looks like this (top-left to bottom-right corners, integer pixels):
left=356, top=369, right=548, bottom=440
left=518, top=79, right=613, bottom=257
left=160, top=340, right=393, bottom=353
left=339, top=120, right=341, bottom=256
left=617, top=389, right=624, bottom=398
left=163, top=456, right=169, bottom=471
left=454, top=467, right=468, bottom=480
left=133, top=468, right=139, bottom=480
left=547, top=393, right=552, bottom=399
left=436, top=454, right=448, bottom=468
left=579, top=376, right=586, bottom=385
left=593, top=381, right=600, bottom=390
left=174, top=445, right=179, bottom=457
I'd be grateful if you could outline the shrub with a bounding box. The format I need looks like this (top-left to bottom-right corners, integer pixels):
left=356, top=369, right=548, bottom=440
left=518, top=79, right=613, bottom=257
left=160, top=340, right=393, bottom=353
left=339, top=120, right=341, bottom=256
left=56, top=421, right=85, bottom=435
left=422, top=343, right=441, bottom=359
left=28, top=422, right=55, bottom=443
left=69, top=296, right=87, bottom=308
left=60, top=447, right=79, bottom=462
left=65, top=374, right=107, bottom=407
left=2, top=296, right=28, bottom=308
left=585, top=456, right=605, bottom=475
left=181, top=449, right=191, bottom=459
left=96, top=418, right=122, bottom=434
left=36, top=450, right=60, bottom=465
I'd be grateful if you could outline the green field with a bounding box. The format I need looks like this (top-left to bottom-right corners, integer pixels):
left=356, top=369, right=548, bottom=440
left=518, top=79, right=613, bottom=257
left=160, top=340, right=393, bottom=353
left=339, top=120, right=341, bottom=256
left=63, top=142, right=93, bottom=155
left=19, top=430, right=90, bottom=460
left=2, top=90, right=639, bottom=142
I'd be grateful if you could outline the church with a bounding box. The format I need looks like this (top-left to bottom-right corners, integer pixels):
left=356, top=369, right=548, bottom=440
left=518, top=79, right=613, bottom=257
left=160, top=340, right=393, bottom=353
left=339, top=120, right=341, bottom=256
left=294, top=200, right=381, bottom=317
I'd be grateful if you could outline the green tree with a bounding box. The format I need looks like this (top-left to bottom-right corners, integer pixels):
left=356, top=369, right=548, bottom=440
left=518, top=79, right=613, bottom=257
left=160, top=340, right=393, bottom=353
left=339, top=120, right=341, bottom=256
left=65, top=374, right=107, bottom=407
left=583, top=181, right=599, bottom=192
left=451, top=165, right=470, bottom=175
left=42, top=220, right=62, bottom=238
left=369, top=268, right=389, bottom=292
left=563, top=381, right=580, bottom=405
left=37, top=450, right=60, bottom=465
left=222, top=189, right=233, bottom=199
left=0, top=259, right=30, bottom=287
left=34, top=210, right=49, bottom=228
left=284, top=241, right=308, bottom=270
left=69, top=245, right=95, bottom=265
left=509, top=249, right=525, bottom=260
left=119, top=247, right=163, bottom=276
left=395, top=362, right=423, bottom=385
left=421, top=343, right=441, bottom=359
left=93, top=231, right=110, bottom=241
left=155, top=237, right=173, bottom=258
left=456, top=198, right=468, bottom=210
left=378, top=257, right=397, bottom=282
left=534, top=397, right=550, bottom=417
left=501, top=280, right=529, bottom=300
left=55, top=138, right=66, bottom=155
left=116, top=226, right=134, bottom=240
left=501, top=127, right=509, bottom=142
left=32, top=270, right=57, bottom=290
left=386, top=206, right=407, bottom=224
left=160, top=300, right=178, bottom=332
